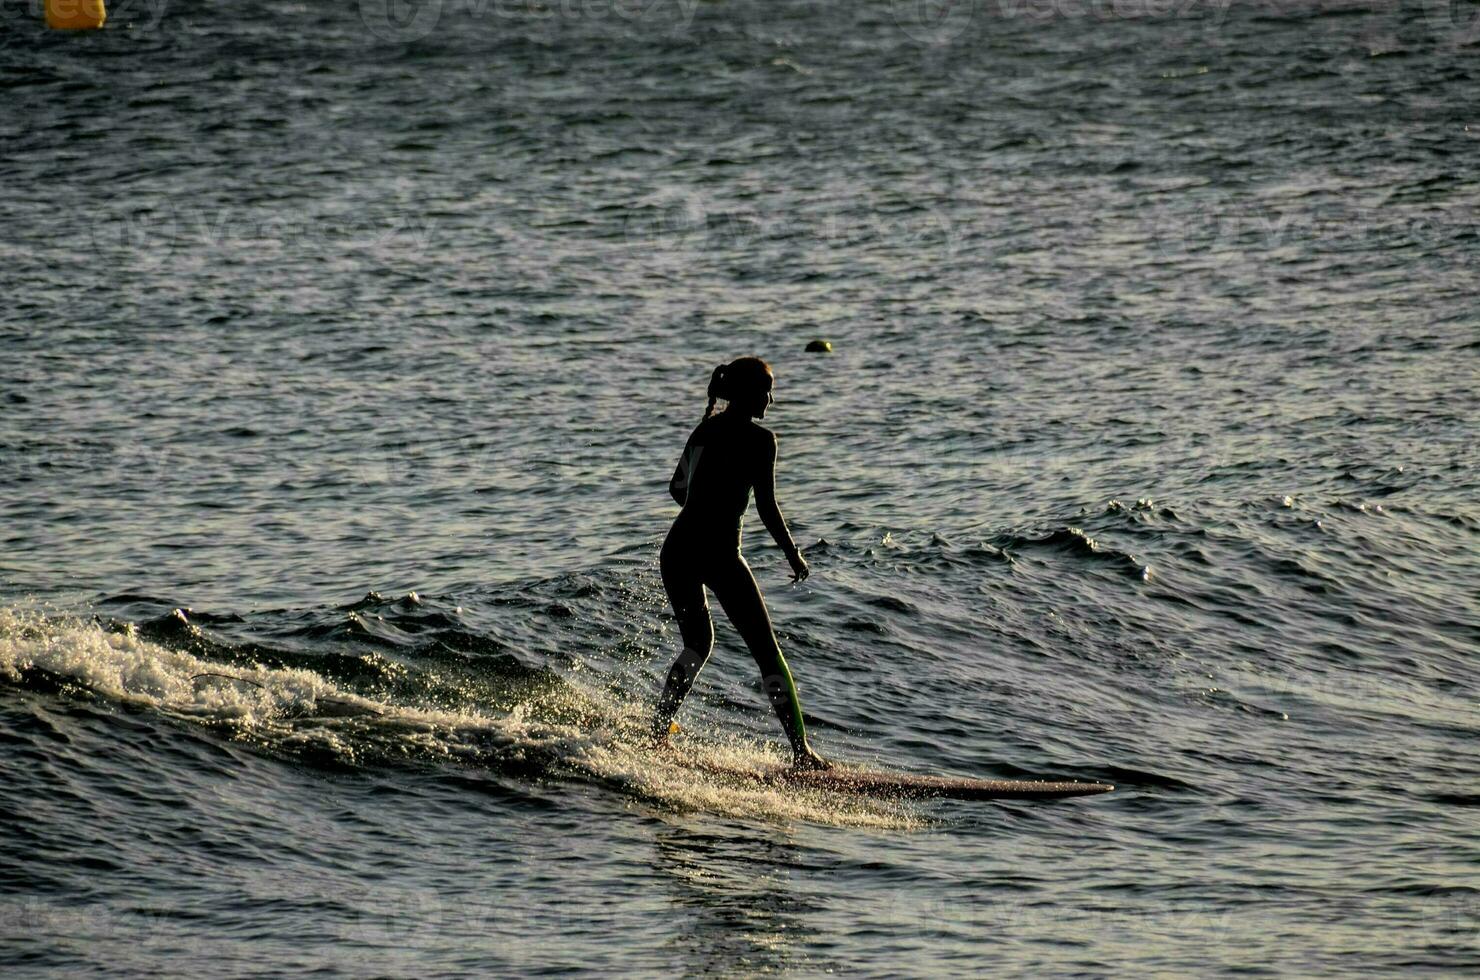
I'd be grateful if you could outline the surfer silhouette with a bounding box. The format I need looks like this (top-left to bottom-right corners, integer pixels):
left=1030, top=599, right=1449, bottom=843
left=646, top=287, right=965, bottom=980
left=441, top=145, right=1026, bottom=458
left=652, top=356, right=829, bottom=771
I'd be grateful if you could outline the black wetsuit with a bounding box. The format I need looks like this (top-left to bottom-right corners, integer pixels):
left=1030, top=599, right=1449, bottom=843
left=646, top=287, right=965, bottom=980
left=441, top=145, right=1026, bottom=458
left=653, top=411, right=809, bottom=754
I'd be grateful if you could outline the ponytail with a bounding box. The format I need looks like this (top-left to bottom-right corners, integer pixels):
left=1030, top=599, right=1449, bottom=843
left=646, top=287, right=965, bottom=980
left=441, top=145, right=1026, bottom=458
left=703, top=362, right=727, bottom=420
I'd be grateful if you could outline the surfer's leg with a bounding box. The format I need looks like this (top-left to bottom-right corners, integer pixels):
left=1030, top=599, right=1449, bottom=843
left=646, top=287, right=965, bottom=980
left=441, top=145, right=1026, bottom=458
left=653, top=548, right=714, bottom=742
left=708, top=555, right=824, bottom=768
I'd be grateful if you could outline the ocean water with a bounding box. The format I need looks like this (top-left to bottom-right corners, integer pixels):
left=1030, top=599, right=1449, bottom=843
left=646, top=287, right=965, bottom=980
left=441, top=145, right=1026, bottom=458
left=2, top=0, right=1478, bottom=974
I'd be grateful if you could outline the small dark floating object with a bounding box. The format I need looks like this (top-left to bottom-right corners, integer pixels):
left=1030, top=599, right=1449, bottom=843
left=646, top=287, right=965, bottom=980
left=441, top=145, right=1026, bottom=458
left=805, top=339, right=833, bottom=353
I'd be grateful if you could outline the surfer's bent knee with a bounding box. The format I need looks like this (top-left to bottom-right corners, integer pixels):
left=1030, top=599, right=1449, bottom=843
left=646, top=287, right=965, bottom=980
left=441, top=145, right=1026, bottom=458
left=674, top=644, right=709, bottom=677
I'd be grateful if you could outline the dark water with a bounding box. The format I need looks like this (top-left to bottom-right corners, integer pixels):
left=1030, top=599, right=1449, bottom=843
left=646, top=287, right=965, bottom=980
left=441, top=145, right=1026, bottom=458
left=3, top=0, right=1479, bottom=974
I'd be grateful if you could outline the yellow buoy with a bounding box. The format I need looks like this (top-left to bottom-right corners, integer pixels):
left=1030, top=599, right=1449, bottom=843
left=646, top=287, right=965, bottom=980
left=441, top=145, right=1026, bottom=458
left=46, top=0, right=107, bottom=30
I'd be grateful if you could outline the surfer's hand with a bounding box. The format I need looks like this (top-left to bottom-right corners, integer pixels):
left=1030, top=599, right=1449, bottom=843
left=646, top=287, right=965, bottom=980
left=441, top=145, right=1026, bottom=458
left=787, top=551, right=809, bottom=582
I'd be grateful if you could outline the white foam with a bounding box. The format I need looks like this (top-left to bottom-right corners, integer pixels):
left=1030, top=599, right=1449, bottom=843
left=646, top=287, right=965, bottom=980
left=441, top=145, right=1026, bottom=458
left=0, top=607, right=373, bottom=723
left=0, top=608, right=923, bottom=829
left=574, top=730, right=927, bottom=830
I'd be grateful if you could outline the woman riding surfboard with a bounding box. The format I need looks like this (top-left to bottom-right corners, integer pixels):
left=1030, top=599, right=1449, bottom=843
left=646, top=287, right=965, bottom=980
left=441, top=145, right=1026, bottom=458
left=652, top=357, right=829, bottom=771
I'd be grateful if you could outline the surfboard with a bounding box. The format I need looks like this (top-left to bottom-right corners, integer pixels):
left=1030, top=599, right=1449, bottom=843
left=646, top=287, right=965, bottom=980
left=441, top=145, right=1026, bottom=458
left=685, top=756, right=1114, bottom=801
left=783, top=767, right=1114, bottom=800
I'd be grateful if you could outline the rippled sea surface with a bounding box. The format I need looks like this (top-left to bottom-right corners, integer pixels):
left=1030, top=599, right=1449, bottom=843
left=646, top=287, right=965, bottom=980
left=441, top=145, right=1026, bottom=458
left=3, top=0, right=1478, bottom=974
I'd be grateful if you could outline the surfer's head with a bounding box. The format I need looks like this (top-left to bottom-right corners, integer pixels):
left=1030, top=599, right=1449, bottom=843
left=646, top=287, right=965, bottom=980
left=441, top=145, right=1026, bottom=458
left=705, top=357, right=774, bottom=420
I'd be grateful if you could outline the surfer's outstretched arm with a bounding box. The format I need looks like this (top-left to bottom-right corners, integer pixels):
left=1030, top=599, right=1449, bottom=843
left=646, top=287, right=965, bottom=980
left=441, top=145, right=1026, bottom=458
left=754, top=432, right=809, bottom=582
